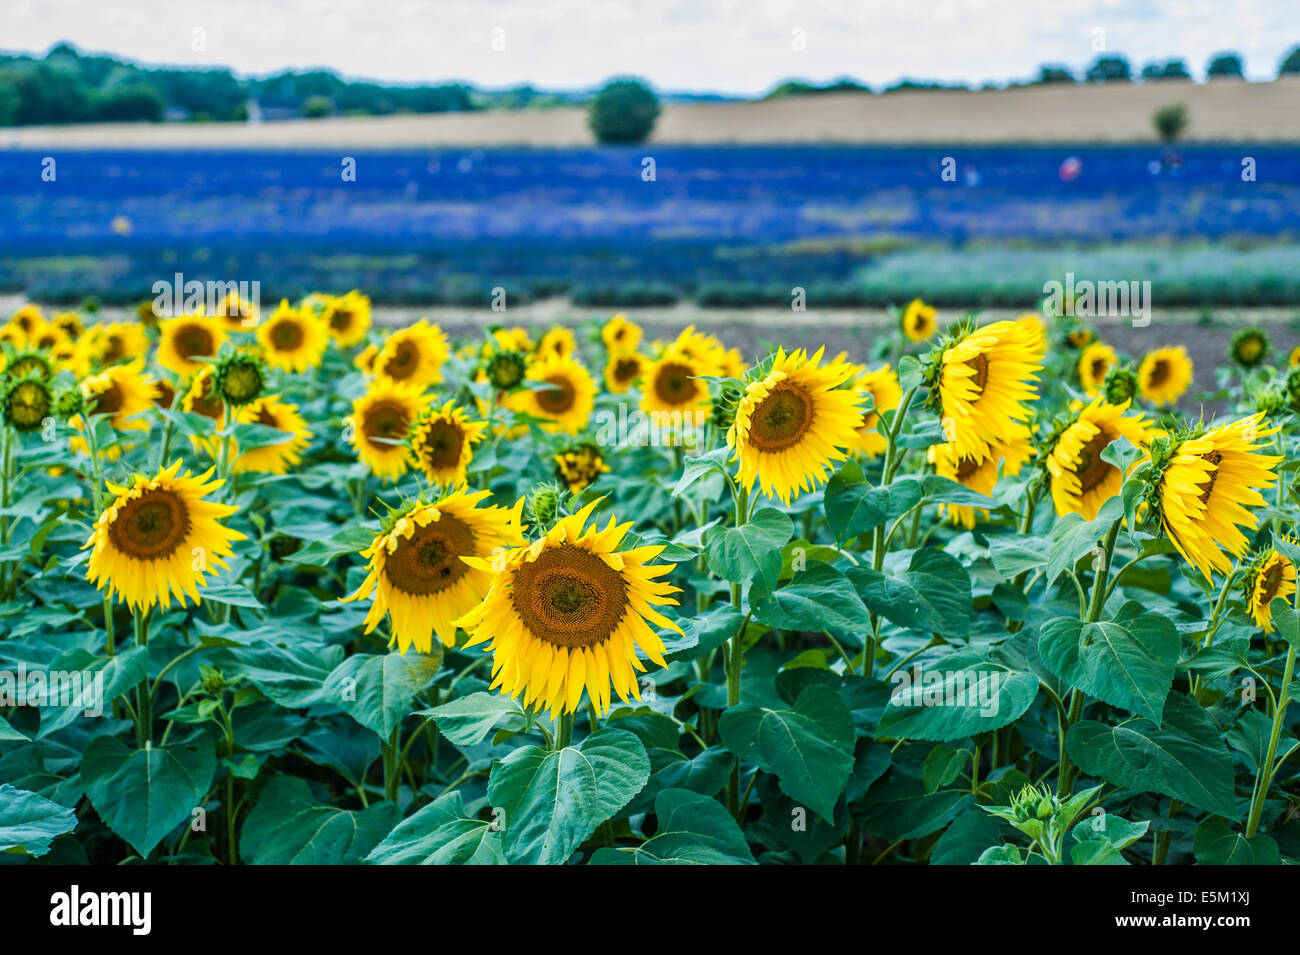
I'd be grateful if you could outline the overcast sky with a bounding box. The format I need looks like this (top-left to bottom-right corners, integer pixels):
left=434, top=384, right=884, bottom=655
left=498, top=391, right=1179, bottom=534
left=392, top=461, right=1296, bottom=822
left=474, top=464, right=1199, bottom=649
left=5, top=0, right=1298, bottom=95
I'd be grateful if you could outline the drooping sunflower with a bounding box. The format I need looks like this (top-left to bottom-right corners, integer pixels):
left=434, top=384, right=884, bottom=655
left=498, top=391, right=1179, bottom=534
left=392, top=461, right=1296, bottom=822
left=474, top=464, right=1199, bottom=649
left=1046, top=397, right=1155, bottom=519
left=933, top=319, right=1042, bottom=460
left=670, top=325, right=728, bottom=374
left=1138, top=346, right=1193, bottom=408
left=929, top=435, right=1033, bottom=528
left=158, top=314, right=227, bottom=377
left=374, top=320, right=450, bottom=388
left=1077, top=341, right=1117, bottom=396
left=0, top=375, right=53, bottom=433
left=344, top=489, right=525, bottom=654
left=601, top=313, right=642, bottom=353
left=349, top=378, right=428, bottom=481
left=232, top=395, right=313, bottom=475
left=256, top=300, right=330, bottom=373
left=84, top=461, right=244, bottom=612
left=1242, top=544, right=1296, bottom=632
left=322, top=290, right=372, bottom=347
left=603, top=350, right=646, bottom=394
left=456, top=499, right=681, bottom=717
left=901, top=298, right=937, bottom=342
left=508, top=353, right=596, bottom=435
left=1153, top=414, right=1282, bottom=579
left=849, top=363, right=902, bottom=457
left=554, top=442, right=610, bottom=493
left=408, top=400, right=486, bottom=487
left=640, top=348, right=710, bottom=422
left=728, top=347, right=863, bottom=505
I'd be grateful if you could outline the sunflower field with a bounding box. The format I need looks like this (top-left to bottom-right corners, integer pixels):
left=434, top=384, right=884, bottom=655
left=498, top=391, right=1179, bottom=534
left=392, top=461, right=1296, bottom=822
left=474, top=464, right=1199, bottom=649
left=1, top=293, right=1299, bottom=868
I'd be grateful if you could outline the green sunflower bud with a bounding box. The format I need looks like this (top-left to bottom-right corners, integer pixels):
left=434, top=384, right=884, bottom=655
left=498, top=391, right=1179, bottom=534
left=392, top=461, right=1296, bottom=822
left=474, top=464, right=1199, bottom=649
left=710, top=379, right=744, bottom=431
left=527, top=480, right=567, bottom=527
left=213, top=349, right=266, bottom=406
left=1102, top=364, right=1139, bottom=405
left=485, top=350, right=527, bottom=392
left=0, top=375, right=53, bottom=433
left=1230, top=327, right=1270, bottom=368
left=55, top=385, right=85, bottom=420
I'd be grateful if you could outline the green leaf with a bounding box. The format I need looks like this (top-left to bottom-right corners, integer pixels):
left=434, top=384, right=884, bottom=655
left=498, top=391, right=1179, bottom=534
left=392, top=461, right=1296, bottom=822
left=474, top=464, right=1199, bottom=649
left=1038, top=602, right=1179, bottom=723
left=1070, top=840, right=1128, bottom=865
left=37, top=645, right=150, bottom=737
left=1065, top=696, right=1238, bottom=819
left=0, top=783, right=77, bottom=857
left=931, top=810, right=1003, bottom=865
left=823, top=460, right=919, bottom=542
left=241, top=776, right=398, bottom=864
left=703, top=507, right=793, bottom=590
left=197, top=584, right=265, bottom=609
left=82, top=737, right=217, bottom=857
left=0, top=715, right=27, bottom=742
left=364, top=792, right=504, bottom=865
left=224, top=643, right=344, bottom=708
left=323, top=650, right=443, bottom=739
left=1271, top=598, right=1300, bottom=650
left=850, top=549, right=972, bottom=639
left=590, top=788, right=755, bottom=865
left=718, top=684, right=855, bottom=821
left=421, top=692, right=525, bottom=747
left=988, top=536, right=1052, bottom=578
left=1045, top=496, right=1123, bottom=586
left=486, top=727, right=650, bottom=865
left=1193, top=816, right=1281, bottom=865
left=287, top=525, right=378, bottom=567
left=876, top=651, right=1038, bottom=742
left=751, top=561, right=871, bottom=634
left=672, top=447, right=730, bottom=497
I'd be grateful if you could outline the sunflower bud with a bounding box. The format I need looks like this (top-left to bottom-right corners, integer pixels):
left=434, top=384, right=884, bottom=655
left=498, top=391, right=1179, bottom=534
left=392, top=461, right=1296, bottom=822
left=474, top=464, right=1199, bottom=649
left=1102, top=364, right=1139, bottom=405
left=54, top=385, right=85, bottom=420
left=527, top=480, right=567, bottom=527
left=0, top=375, right=53, bottom=432
left=1230, top=327, right=1270, bottom=368
left=1285, top=366, right=1300, bottom=412
left=485, top=350, right=527, bottom=392
left=199, top=665, right=227, bottom=696
left=213, top=349, right=266, bottom=407
left=1254, top=380, right=1288, bottom=418
left=710, top=379, right=744, bottom=430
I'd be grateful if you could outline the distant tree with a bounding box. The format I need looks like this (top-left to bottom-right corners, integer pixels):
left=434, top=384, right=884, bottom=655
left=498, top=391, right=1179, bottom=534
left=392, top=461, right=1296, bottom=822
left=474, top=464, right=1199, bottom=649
left=1161, top=60, right=1193, bottom=80
left=1036, top=65, right=1075, bottom=84
left=1140, top=63, right=1164, bottom=80
left=1207, top=53, right=1244, bottom=77
left=587, top=78, right=660, bottom=144
left=9, top=61, right=92, bottom=124
left=1278, top=47, right=1300, bottom=75
left=1085, top=56, right=1132, bottom=83
left=1152, top=103, right=1189, bottom=141
left=301, top=95, right=334, bottom=118
left=0, top=74, right=17, bottom=125
left=94, top=84, right=165, bottom=121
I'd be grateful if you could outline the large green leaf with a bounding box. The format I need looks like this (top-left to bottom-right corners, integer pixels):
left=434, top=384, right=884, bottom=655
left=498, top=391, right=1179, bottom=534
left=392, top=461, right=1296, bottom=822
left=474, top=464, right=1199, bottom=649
left=590, top=788, right=754, bottom=865
left=364, top=791, right=504, bottom=865
left=0, top=783, right=77, bottom=857
left=37, top=645, right=150, bottom=737
left=823, top=460, right=919, bottom=542
left=241, top=776, right=398, bottom=864
left=420, top=692, right=525, bottom=747
left=850, top=549, right=971, bottom=638
left=719, top=684, right=855, bottom=821
left=1065, top=696, right=1238, bottom=818
left=703, top=507, right=793, bottom=589
left=751, top=561, right=871, bottom=634
left=323, top=650, right=443, bottom=739
left=486, top=727, right=650, bottom=865
left=1193, top=816, right=1280, bottom=865
left=877, top=650, right=1038, bottom=742
left=223, top=643, right=344, bottom=708
left=1045, top=496, right=1122, bottom=586
left=1038, top=602, right=1179, bottom=723
left=82, top=736, right=217, bottom=857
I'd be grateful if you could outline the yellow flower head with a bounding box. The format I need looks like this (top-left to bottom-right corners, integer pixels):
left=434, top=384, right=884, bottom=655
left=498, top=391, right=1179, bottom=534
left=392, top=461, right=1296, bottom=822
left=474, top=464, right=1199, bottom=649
left=640, top=347, right=710, bottom=420
left=158, top=314, right=226, bottom=377
left=214, top=290, right=259, bottom=330
left=604, top=350, right=646, bottom=394
left=375, top=320, right=449, bottom=388
left=537, top=327, right=578, bottom=363
left=554, top=443, right=610, bottom=493
left=601, top=313, right=642, bottom=353
left=508, top=353, right=596, bottom=435
left=84, top=461, right=244, bottom=612
left=233, top=395, right=313, bottom=475
left=849, top=363, right=902, bottom=457
left=349, top=378, right=429, bottom=481
left=935, top=319, right=1042, bottom=461
left=1243, top=544, right=1297, bottom=633
left=902, top=299, right=937, bottom=341
left=322, top=290, right=372, bottom=347
left=455, top=498, right=681, bottom=717
left=1138, top=346, right=1193, bottom=408
left=1077, top=341, right=1118, bottom=396
left=408, top=400, right=487, bottom=488
left=929, top=435, right=1033, bottom=528
left=1047, top=397, right=1154, bottom=520
left=256, top=300, right=330, bottom=373
left=90, top=321, right=151, bottom=368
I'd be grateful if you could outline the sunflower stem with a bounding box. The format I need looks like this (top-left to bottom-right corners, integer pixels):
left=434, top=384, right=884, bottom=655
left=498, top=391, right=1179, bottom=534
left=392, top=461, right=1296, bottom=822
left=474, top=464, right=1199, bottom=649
left=82, top=414, right=117, bottom=662
left=132, top=608, right=152, bottom=748
left=865, top=385, right=918, bottom=676
left=555, top=711, right=575, bottom=750
left=0, top=424, right=13, bottom=600
left=1246, top=641, right=1296, bottom=839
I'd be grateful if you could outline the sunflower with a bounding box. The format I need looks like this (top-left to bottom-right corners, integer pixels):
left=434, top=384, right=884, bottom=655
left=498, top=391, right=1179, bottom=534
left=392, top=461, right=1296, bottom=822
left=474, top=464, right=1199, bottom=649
left=354, top=343, right=379, bottom=375
left=344, top=489, right=525, bottom=654
left=601, top=313, right=642, bottom=353
left=28, top=323, right=68, bottom=352
left=0, top=376, right=53, bottom=433
left=604, top=351, right=646, bottom=394
left=256, top=300, right=329, bottom=373
left=508, top=353, right=596, bottom=435
left=91, top=322, right=151, bottom=368
left=849, top=363, right=902, bottom=457
left=214, top=290, right=259, bottom=330
left=232, top=395, right=312, bottom=475
left=71, top=359, right=158, bottom=458
left=1066, top=327, right=1094, bottom=349
left=537, top=327, right=578, bottom=362
left=933, top=319, right=1042, bottom=460
left=408, top=401, right=486, bottom=487
left=3, top=349, right=53, bottom=381
left=8, top=304, right=43, bottom=338
left=350, top=378, right=428, bottom=481
left=1242, top=544, right=1297, bottom=632
left=670, top=325, right=728, bottom=374
left=1138, top=346, right=1193, bottom=408
left=640, top=348, right=710, bottom=422
left=374, top=320, right=449, bottom=388
left=322, top=290, right=372, bottom=347
left=1288, top=345, right=1300, bottom=368
left=84, top=461, right=244, bottom=612
left=158, top=314, right=227, bottom=377
left=901, top=299, right=937, bottom=342
left=1046, top=397, right=1154, bottom=520
left=554, top=442, right=610, bottom=493
left=1077, top=342, right=1117, bottom=396
left=1230, top=327, right=1270, bottom=368
left=456, top=499, right=681, bottom=717
left=728, top=347, right=863, bottom=505
left=0, top=323, right=27, bottom=349
left=1154, top=414, right=1282, bottom=579
left=181, top=367, right=226, bottom=458
left=929, top=436, right=1032, bottom=528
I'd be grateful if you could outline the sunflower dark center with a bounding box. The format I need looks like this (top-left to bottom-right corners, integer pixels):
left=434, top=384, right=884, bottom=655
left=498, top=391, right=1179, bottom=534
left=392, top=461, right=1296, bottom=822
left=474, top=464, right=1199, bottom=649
left=1074, top=430, right=1115, bottom=494
left=1197, top=450, right=1224, bottom=506
left=103, top=335, right=126, bottom=364
left=748, top=381, right=813, bottom=452
left=512, top=543, right=628, bottom=648
left=419, top=419, right=464, bottom=468
left=965, top=353, right=990, bottom=394
left=653, top=362, right=697, bottom=406
left=1148, top=359, right=1170, bottom=388
left=384, top=515, right=475, bottom=596
left=329, top=308, right=354, bottom=331
left=89, top=381, right=124, bottom=417
left=614, top=357, right=640, bottom=383
left=363, top=400, right=411, bottom=448
left=1259, top=560, right=1284, bottom=604
left=537, top=375, right=576, bottom=414
left=270, top=319, right=304, bottom=350
left=176, top=324, right=214, bottom=360
left=255, top=405, right=278, bottom=427
left=385, top=341, right=419, bottom=378
left=108, top=488, right=190, bottom=560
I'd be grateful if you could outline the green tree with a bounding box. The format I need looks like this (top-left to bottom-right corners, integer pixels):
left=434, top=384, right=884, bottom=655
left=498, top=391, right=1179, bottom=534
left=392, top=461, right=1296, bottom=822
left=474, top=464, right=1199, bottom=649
left=1152, top=103, right=1189, bottom=142
left=94, top=84, right=165, bottom=122
left=587, top=78, right=660, bottom=144
left=1278, top=47, right=1300, bottom=75
left=302, top=94, right=334, bottom=118
left=1085, top=56, right=1132, bottom=83
left=1207, top=53, right=1244, bottom=77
